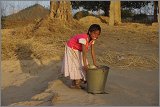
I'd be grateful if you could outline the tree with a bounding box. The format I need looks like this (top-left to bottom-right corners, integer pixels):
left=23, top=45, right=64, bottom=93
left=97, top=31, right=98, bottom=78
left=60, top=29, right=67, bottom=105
left=121, top=1, right=151, bottom=9
left=71, top=1, right=110, bottom=16
left=71, top=1, right=150, bottom=17
left=71, top=1, right=84, bottom=11
left=154, top=1, right=158, bottom=22
left=50, top=0, right=73, bottom=22
left=109, top=1, right=121, bottom=26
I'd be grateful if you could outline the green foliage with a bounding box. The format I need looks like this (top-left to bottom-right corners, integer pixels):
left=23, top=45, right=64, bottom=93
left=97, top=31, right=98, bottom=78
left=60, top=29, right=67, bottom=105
left=71, top=1, right=150, bottom=17
left=133, top=14, right=147, bottom=21
left=71, top=1, right=110, bottom=16
left=71, top=1, right=99, bottom=11
left=72, top=1, right=151, bottom=10
left=71, top=1, right=84, bottom=10
left=121, top=1, right=151, bottom=9
left=121, top=9, right=134, bottom=19
left=132, top=14, right=152, bottom=23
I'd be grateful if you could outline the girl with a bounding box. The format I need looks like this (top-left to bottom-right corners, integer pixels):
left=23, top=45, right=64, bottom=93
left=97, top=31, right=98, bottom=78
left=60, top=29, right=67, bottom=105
left=61, top=24, right=101, bottom=89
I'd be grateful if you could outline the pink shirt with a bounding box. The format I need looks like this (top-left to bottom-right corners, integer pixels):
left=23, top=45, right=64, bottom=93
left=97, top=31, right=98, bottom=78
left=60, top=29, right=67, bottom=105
left=67, top=33, right=94, bottom=51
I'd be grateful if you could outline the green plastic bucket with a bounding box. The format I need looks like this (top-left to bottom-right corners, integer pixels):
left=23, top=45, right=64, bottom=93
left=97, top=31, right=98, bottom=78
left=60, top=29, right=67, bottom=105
left=86, top=66, right=109, bottom=94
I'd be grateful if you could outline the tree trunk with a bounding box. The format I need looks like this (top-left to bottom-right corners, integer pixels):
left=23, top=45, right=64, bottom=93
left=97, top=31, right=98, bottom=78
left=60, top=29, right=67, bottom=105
left=114, top=1, right=121, bottom=25
left=50, top=0, right=73, bottom=22
left=154, top=1, right=158, bottom=22
left=109, top=0, right=121, bottom=26
left=109, top=1, right=115, bottom=26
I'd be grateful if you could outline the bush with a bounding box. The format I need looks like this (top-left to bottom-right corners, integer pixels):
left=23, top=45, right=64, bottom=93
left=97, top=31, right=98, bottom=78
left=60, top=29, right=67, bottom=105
left=121, top=9, right=134, bottom=19
left=133, top=14, right=147, bottom=21
left=132, top=14, right=152, bottom=23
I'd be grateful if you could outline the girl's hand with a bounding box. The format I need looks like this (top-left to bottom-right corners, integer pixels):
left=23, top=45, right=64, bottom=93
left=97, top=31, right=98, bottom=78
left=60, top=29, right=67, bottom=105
left=94, top=63, right=99, bottom=68
left=83, top=65, right=88, bottom=72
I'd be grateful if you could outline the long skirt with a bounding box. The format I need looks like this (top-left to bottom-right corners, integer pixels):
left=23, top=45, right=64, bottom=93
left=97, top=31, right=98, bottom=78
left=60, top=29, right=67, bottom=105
left=61, top=45, right=87, bottom=81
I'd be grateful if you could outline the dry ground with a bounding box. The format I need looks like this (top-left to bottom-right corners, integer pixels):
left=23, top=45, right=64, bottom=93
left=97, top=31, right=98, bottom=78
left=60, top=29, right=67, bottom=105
left=1, top=16, right=159, bottom=106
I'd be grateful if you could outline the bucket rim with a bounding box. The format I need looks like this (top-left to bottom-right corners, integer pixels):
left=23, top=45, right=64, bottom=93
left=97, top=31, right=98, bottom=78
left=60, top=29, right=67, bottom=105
left=88, top=65, right=109, bottom=70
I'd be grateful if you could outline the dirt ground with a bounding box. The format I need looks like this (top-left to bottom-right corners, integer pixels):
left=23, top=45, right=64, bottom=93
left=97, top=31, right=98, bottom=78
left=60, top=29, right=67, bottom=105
left=1, top=61, right=159, bottom=106
left=1, top=17, right=159, bottom=106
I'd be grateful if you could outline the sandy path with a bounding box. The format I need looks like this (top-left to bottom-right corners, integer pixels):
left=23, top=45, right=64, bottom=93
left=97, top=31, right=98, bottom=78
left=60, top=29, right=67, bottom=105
left=98, top=68, right=159, bottom=106
left=1, top=60, right=60, bottom=106
left=49, top=79, right=108, bottom=106
left=50, top=68, right=159, bottom=106
left=1, top=60, right=159, bottom=106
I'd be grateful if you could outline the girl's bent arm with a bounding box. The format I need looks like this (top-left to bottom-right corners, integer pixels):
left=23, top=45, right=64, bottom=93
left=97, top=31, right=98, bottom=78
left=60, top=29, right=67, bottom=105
left=82, top=44, right=87, bottom=67
left=91, top=44, right=97, bottom=66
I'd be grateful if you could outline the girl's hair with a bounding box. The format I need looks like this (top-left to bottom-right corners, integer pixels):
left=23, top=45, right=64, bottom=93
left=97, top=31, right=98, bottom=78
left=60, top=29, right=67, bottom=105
left=87, top=24, right=101, bottom=36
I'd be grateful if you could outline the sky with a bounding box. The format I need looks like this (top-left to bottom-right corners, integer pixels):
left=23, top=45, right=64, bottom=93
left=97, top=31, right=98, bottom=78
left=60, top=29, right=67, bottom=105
left=0, top=1, right=154, bottom=16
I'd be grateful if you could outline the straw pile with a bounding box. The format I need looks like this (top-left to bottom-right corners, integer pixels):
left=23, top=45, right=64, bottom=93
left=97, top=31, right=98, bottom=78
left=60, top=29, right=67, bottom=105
left=79, top=16, right=103, bottom=25
left=2, top=17, right=87, bottom=60
left=2, top=16, right=158, bottom=70
left=97, top=50, right=158, bottom=69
